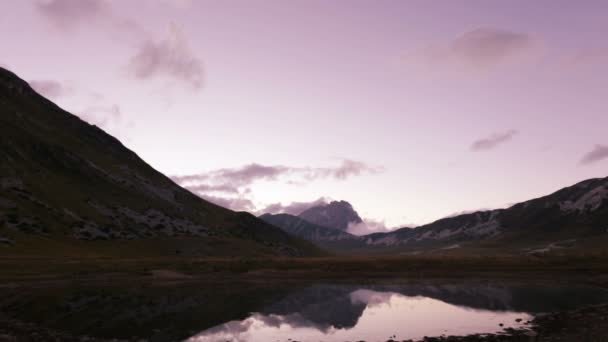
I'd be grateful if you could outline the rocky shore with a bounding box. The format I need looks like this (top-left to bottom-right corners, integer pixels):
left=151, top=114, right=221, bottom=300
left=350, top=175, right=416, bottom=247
left=412, top=303, right=608, bottom=342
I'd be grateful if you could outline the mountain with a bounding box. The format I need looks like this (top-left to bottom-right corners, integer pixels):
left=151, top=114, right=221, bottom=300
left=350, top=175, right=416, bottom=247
left=364, top=177, right=608, bottom=254
left=259, top=213, right=364, bottom=250
left=298, top=200, right=362, bottom=231
left=0, top=67, right=320, bottom=257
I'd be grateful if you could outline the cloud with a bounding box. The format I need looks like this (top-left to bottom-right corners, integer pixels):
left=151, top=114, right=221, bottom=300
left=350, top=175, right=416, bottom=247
left=127, top=24, right=204, bottom=90
left=172, top=163, right=289, bottom=188
left=403, top=28, right=541, bottom=73
left=37, top=2, right=199, bottom=91
left=558, top=48, right=608, bottom=69
left=29, top=79, right=68, bottom=99
left=470, top=129, right=518, bottom=151
left=79, top=104, right=122, bottom=127
left=198, top=194, right=255, bottom=212
left=183, top=183, right=240, bottom=194
left=441, top=208, right=496, bottom=220
left=347, top=218, right=391, bottom=236
left=172, top=159, right=381, bottom=190
left=580, top=145, right=608, bottom=165
left=24, top=76, right=134, bottom=140
left=301, top=159, right=384, bottom=181
left=171, top=159, right=382, bottom=212
left=36, top=0, right=107, bottom=27
left=36, top=0, right=145, bottom=41
left=450, top=28, right=538, bottom=68
left=257, top=197, right=330, bottom=216
left=77, top=104, right=134, bottom=140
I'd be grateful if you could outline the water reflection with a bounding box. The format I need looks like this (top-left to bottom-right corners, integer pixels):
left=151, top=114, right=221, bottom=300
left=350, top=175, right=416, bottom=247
left=188, top=283, right=608, bottom=342
left=189, top=290, right=530, bottom=342
left=1, top=281, right=607, bottom=341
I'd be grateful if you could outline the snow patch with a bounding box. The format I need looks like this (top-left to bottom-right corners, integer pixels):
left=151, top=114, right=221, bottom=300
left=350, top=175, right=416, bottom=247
left=442, top=244, right=461, bottom=250
left=464, top=219, right=501, bottom=237
left=366, top=234, right=400, bottom=246
left=559, top=185, right=607, bottom=213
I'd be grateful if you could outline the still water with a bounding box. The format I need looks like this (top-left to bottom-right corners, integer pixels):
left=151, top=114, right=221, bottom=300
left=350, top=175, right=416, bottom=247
left=2, top=280, right=608, bottom=341
left=189, top=288, right=530, bottom=341
left=186, top=283, right=608, bottom=342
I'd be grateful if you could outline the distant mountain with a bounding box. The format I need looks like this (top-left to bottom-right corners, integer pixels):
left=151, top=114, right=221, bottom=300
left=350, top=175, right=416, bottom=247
left=259, top=213, right=364, bottom=250
left=259, top=213, right=357, bottom=241
left=364, top=177, right=608, bottom=254
left=298, top=200, right=362, bottom=231
left=0, top=67, right=320, bottom=257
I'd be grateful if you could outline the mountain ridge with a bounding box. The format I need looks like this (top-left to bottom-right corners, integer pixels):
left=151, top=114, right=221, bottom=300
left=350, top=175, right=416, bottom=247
left=362, top=176, right=608, bottom=253
left=260, top=177, right=608, bottom=254
left=298, top=200, right=363, bottom=231
left=0, top=67, right=320, bottom=257
left=259, top=213, right=365, bottom=251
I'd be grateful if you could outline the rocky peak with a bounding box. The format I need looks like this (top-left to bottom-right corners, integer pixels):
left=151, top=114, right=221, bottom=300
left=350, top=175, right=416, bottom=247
left=298, top=200, right=363, bottom=231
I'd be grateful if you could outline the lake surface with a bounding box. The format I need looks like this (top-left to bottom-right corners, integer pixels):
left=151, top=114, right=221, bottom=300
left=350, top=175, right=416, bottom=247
left=2, top=279, right=608, bottom=341
left=186, top=282, right=608, bottom=342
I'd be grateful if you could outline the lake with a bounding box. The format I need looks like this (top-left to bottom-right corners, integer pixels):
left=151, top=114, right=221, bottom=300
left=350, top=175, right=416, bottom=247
left=1, top=279, right=608, bottom=341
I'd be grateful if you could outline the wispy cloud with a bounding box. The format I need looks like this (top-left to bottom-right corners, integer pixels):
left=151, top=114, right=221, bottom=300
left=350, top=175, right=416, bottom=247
left=37, top=2, right=201, bottom=93
left=198, top=194, right=255, bottom=212
left=172, top=163, right=289, bottom=187
left=403, top=28, right=541, bottom=73
left=28, top=79, right=69, bottom=99
left=79, top=104, right=122, bottom=127
left=580, top=144, right=608, bottom=165
left=257, top=197, right=331, bottom=216
left=36, top=0, right=107, bottom=27
left=127, top=24, right=204, bottom=90
left=171, top=159, right=383, bottom=212
left=558, top=48, right=608, bottom=69
left=77, top=104, right=135, bottom=140
left=35, top=0, right=145, bottom=40
left=172, top=159, right=382, bottom=189
left=301, top=159, right=384, bottom=180
left=470, top=129, right=518, bottom=151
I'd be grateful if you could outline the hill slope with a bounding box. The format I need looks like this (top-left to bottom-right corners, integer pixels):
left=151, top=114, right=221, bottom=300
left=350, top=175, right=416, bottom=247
left=0, top=67, right=319, bottom=257
left=364, top=177, right=608, bottom=254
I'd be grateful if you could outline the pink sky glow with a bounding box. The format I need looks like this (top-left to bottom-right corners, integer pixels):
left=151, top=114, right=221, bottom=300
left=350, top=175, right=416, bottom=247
left=1, top=0, right=607, bottom=231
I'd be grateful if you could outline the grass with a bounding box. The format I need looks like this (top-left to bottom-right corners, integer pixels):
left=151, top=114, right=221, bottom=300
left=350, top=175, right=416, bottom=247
left=2, top=252, right=608, bottom=282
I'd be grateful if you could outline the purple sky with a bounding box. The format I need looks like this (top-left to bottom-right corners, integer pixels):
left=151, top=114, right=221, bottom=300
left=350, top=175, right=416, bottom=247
left=1, top=0, right=607, bottom=232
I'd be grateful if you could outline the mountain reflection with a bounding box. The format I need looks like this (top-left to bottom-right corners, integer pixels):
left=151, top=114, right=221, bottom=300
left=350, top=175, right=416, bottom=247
left=2, top=281, right=608, bottom=341
left=188, top=289, right=530, bottom=342
left=188, top=283, right=608, bottom=342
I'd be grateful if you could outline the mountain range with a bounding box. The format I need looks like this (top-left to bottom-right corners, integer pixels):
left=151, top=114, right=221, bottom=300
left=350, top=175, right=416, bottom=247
left=262, top=178, right=608, bottom=255
left=1, top=66, right=607, bottom=257
left=0, top=67, right=320, bottom=257
left=259, top=212, right=362, bottom=250
left=362, top=176, right=608, bottom=254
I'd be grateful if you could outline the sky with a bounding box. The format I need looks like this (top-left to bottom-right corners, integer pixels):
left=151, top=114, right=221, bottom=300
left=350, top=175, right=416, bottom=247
left=1, top=0, right=607, bottom=233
